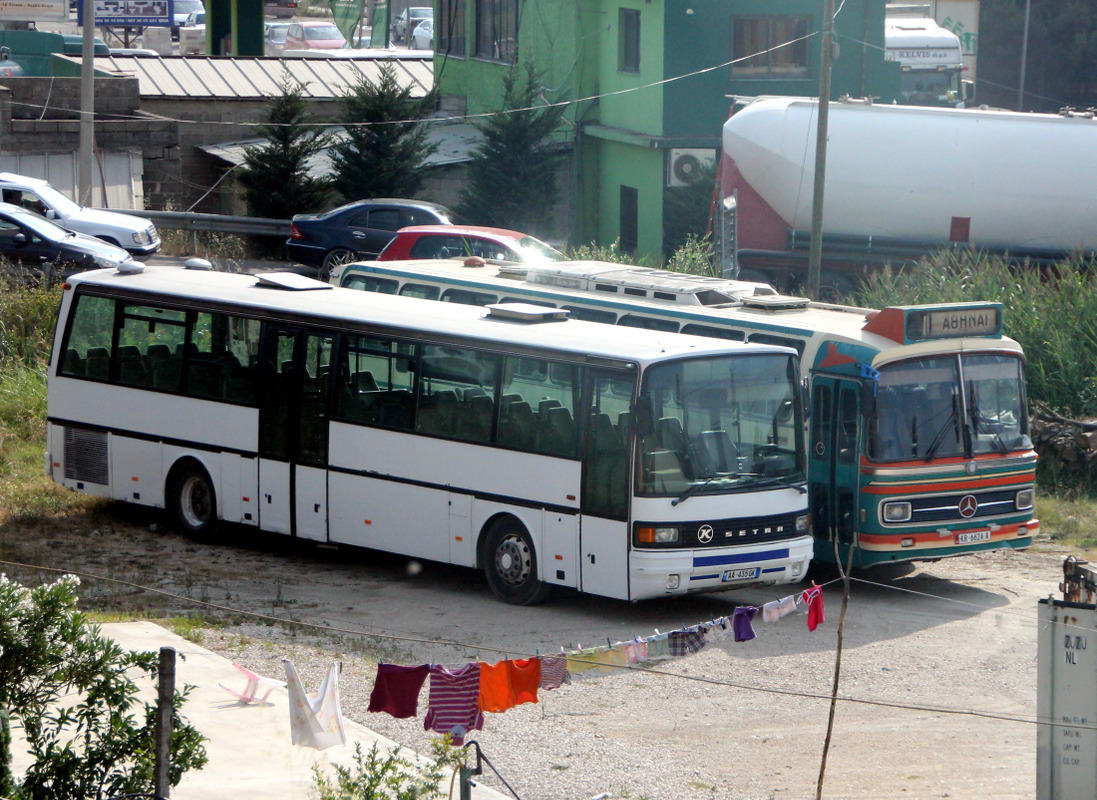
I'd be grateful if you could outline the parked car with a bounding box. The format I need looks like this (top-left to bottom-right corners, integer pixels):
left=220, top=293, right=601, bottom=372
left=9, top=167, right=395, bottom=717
left=409, top=18, right=433, bottom=50
left=263, top=0, right=297, bottom=19
left=284, top=21, right=347, bottom=50
left=264, top=21, right=292, bottom=56
left=286, top=198, right=455, bottom=278
left=171, top=0, right=203, bottom=38
left=391, top=7, right=432, bottom=43
left=183, top=10, right=205, bottom=27
left=0, top=173, right=160, bottom=256
left=377, top=225, right=564, bottom=264
left=0, top=202, right=137, bottom=282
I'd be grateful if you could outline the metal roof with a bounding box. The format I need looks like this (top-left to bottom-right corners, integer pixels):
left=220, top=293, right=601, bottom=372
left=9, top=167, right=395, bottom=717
left=81, top=52, right=433, bottom=100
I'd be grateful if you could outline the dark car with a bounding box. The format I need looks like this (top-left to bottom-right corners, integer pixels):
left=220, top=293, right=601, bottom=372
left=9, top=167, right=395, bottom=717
left=0, top=201, right=136, bottom=282
left=285, top=198, right=455, bottom=278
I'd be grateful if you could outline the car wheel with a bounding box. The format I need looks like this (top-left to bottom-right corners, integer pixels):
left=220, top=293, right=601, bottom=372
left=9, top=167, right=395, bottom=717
left=483, top=517, right=552, bottom=605
left=320, top=248, right=357, bottom=280
left=168, top=460, right=218, bottom=543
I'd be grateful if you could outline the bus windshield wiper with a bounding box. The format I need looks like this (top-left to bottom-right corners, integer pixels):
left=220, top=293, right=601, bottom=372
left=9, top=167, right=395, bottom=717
left=923, top=405, right=959, bottom=462
left=672, top=472, right=761, bottom=505
left=967, top=380, right=1008, bottom=454
left=750, top=475, right=808, bottom=494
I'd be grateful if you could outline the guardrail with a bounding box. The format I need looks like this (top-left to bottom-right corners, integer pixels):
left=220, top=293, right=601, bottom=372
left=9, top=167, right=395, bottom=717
left=109, top=209, right=292, bottom=237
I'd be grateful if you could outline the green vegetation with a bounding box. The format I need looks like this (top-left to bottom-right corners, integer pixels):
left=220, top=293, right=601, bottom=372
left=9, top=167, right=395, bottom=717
left=312, top=739, right=464, bottom=800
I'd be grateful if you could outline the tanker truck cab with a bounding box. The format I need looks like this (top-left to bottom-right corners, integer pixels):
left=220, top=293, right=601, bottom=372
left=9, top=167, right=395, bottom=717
left=884, top=13, right=971, bottom=107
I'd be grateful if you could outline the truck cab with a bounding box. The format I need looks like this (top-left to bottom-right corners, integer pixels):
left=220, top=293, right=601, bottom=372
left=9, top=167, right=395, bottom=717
left=884, top=13, right=972, bottom=107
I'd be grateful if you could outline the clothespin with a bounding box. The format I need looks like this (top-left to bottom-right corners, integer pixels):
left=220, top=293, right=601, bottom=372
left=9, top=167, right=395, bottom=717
left=607, top=637, right=613, bottom=648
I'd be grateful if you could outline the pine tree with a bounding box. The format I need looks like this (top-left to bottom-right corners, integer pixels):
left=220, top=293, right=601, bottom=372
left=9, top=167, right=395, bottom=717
left=329, top=61, right=438, bottom=201
left=237, top=74, right=332, bottom=220
left=456, top=63, right=567, bottom=237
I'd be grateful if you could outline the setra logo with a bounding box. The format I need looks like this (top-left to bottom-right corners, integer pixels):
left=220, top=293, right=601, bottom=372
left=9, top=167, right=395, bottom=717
left=697, top=524, right=714, bottom=543
left=958, top=495, right=978, bottom=518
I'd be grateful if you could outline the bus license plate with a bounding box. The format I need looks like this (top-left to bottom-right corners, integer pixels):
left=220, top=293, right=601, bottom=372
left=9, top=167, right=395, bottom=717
left=956, top=530, right=991, bottom=545
left=722, top=567, right=760, bottom=582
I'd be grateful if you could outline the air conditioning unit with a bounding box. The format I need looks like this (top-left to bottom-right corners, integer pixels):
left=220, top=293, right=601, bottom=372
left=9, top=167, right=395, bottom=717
left=666, top=148, right=716, bottom=187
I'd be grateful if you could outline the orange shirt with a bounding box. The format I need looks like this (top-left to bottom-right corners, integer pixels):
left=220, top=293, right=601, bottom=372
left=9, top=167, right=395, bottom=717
left=508, top=658, right=541, bottom=707
left=478, top=660, right=514, bottom=713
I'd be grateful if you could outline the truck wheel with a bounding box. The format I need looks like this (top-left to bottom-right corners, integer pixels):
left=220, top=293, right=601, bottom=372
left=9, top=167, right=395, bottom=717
left=483, top=517, right=552, bottom=605
left=168, top=461, right=218, bottom=543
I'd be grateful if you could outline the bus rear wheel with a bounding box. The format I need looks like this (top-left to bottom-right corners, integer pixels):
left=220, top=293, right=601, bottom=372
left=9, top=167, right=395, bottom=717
left=483, top=518, right=552, bottom=605
left=169, top=461, right=219, bottom=544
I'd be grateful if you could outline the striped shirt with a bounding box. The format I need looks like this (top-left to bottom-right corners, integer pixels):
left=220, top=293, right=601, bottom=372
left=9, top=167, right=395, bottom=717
left=424, top=663, right=483, bottom=744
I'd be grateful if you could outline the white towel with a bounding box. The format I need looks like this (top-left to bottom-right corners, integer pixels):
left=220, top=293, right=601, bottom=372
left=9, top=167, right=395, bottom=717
left=283, top=659, right=347, bottom=750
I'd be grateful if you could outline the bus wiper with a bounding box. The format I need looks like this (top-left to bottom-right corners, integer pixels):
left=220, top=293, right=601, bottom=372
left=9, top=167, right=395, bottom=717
left=923, top=406, right=959, bottom=462
left=967, top=381, right=1008, bottom=454
left=751, top=475, right=808, bottom=494
left=672, top=475, right=720, bottom=506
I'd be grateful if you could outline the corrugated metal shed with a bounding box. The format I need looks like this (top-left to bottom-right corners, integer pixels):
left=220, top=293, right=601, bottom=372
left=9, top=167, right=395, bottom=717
left=78, top=53, right=433, bottom=100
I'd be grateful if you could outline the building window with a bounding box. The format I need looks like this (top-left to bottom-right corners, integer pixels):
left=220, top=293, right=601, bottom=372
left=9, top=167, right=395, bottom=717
left=475, top=0, right=518, bottom=63
left=731, top=16, right=810, bottom=77
left=438, top=0, right=467, bottom=56
left=620, top=186, right=638, bottom=255
left=619, top=8, right=640, bottom=73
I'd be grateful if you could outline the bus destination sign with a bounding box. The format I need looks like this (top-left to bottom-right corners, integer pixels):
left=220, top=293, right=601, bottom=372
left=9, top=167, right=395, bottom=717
left=908, top=305, right=1001, bottom=341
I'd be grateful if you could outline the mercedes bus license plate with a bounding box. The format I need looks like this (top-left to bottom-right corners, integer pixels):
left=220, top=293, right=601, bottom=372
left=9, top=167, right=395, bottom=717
left=722, top=567, right=760, bottom=582
left=956, top=530, right=991, bottom=545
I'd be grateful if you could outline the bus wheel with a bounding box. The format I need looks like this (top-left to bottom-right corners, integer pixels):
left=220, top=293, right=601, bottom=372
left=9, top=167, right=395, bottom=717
left=169, top=461, right=219, bottom=544
left=483, top=518, right=552, bottom=605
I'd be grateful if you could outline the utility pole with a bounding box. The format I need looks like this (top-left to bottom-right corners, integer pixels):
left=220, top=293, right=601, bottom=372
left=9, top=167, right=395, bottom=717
left=78, top=0, right=95, bottom=205
left=1017, top=0, right=1031, bottom=111
left=807, top=0, right=835, bottom=301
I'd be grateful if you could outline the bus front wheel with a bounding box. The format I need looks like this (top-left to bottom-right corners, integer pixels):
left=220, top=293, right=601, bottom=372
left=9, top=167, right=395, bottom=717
left=168, top=461, right=219, bottom=544
left=483, top=518, right=552, bottom=606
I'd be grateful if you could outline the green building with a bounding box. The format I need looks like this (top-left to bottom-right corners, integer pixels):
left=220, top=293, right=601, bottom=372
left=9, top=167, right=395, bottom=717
left=434, top=0, right=899, bottom=260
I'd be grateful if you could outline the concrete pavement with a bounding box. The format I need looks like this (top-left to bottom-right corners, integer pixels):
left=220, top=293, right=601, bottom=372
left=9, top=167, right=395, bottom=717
left=14, top=621, right=507, bottom=800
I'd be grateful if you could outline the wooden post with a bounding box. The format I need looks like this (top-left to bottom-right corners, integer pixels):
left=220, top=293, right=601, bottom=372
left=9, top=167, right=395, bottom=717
left=155, top=647, right=176, bottom=799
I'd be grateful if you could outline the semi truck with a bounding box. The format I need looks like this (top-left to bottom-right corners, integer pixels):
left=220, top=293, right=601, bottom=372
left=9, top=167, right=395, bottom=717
left=715, top=95, right=1097, bottom=293
left=885, top=5, right=971, bottom=107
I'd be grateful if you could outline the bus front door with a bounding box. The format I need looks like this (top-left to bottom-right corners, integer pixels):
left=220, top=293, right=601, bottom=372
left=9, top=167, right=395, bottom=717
left=808, top=376, right=861, bottom=566
left=257, top=326, right=333, bottom=541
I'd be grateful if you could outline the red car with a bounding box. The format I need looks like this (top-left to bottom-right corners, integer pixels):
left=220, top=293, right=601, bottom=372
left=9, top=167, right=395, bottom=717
left=377, top=225, right=564, bottom=264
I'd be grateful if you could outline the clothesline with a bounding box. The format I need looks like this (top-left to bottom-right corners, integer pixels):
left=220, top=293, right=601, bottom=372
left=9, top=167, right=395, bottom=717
left=365, top=583, right=828, bottom=742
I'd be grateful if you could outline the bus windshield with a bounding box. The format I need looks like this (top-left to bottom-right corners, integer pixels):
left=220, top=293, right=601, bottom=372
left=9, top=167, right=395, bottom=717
left=870, top=353, right=1028, bottom=462
left=637, top=353, right=804, bottom=498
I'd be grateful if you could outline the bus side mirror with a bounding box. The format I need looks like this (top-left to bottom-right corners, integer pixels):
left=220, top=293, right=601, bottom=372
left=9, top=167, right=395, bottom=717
left=802, top=378, right=811, bottom=421
left=861, top=381, right=877, bottom=418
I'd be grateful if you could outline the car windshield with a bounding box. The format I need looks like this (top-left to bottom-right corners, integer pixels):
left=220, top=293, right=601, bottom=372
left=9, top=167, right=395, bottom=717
left=175, top=0, right=202, bottom=14
left=269, top=26, right=289, bottom=42
left=514, top=236, right=564, bottom=263
left=8, top=208, right=70, bottom=242
left=868, top=353, right=1028, bottom=461
left=24, top=182, right=82, bottom=217
left=306, top=24, right=342, bottom=40
left=411, top=9, right=432, bottom=19
left=636, top=353, right=805, bottom=498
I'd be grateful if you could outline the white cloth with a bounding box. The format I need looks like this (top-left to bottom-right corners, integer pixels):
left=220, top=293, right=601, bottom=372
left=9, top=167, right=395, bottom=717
left=283, top=659, right=347, bottom=750
left=762, top=595, right=799, bottom=623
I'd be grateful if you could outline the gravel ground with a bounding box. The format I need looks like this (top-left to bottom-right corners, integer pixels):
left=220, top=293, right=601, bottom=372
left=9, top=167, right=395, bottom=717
left=197, top=547, right=1057, bottom=800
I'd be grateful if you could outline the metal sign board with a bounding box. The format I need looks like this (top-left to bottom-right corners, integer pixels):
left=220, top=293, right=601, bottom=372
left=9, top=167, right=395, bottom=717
left=78, top=0, right=172, bottom=27
left=0, top=0, right=66, bottom=22
left=1037, top=598, right=1097, bottom=799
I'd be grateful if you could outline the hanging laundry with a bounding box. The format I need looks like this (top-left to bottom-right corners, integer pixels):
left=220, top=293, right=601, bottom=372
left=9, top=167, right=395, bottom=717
left=566, top=646, right=601, bottom=676
left=645, top=632, right=671, bottom=660
left=539, top=654, right=571, bottom=690
left=478, top=660, right=515, bottom=713
left=594, top=644, right=628, bottom=674
left=283, top=659, right=347, bottom=750
left=762, top=595, right=798, bottom=623
left=623, top=638, right=649, bottom=665
left=425, top=663, right=484, bottom=745
left=668, top=628, right=706, bottom=656
left=704, top=617, right=733, bottom=643
left=802, top=583, right=826, bottom=631
left=368, top=663, right=429, bottom=719
left=732, top=606, right=758, bottom=642
left=507, top=657, right=541, bottom=707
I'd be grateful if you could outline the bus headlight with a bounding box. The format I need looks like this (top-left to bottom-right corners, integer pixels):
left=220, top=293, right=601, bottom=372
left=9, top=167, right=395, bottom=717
left=795, top=514, right=809, bottom=534
left=1015, top=488, right=1034, bottom=511
left=637, top=526, right=680, bottom=544
left=883, top=501, right=912, bottom=523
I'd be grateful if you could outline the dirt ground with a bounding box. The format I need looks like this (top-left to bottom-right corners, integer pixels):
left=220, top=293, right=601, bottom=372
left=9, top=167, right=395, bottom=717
left=0, top=507, right=1069, bottom=799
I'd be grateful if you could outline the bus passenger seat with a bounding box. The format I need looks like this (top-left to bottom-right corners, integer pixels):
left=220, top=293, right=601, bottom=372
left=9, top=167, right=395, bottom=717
left=85, top=347, right=110, bottom=380
left=539, top=406, right=577, bottom=457
left=462, top=394, right=493, bottom=442
left=353, top=371, right=378, bottom=392
left=499, top=401, right=534, bottom=449
left=63, top=348, right=86, bottom=376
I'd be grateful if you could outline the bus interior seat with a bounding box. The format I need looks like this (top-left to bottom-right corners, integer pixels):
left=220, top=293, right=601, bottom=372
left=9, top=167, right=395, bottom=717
left=63, top=348, right=86, bottom=376
left=499, top=401, right=534, bottom=449
left=462, top=394, right=493, bottom=442
left=85, top=347, right=110, bottom=380
left=353, top=371, right=378, bottom=393
left=418, top=389, right=458, bottom=435
left=699, top=430, right=738, bottom=473
left=539, top=406, right=577, bottom=457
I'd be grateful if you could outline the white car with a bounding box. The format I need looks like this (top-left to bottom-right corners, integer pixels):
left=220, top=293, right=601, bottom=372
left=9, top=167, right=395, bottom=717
left=0, top=173, right=160, bottom=256
left=409, top=18, right=433, bottom=50
left=391, top=7, right=432, bottom=43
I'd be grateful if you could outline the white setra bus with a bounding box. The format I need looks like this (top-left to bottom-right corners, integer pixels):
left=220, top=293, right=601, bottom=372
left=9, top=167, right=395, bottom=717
left=46, top=264, right=812, bottom=604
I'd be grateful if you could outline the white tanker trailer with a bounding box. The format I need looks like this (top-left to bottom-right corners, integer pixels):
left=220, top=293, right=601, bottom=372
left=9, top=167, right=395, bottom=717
left=717, top=95, right=1097, bottom=290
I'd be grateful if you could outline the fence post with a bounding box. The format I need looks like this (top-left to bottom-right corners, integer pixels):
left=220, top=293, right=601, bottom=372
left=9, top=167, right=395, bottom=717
left=155, top=646, right=176, bottom=798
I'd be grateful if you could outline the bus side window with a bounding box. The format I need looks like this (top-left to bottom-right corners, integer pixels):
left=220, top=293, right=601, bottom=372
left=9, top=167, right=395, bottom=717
left=399, top=283, right=441, bottom=301
left=618, top=315, right=679, bottom=333
left=681, top=323, right=745, bottom=341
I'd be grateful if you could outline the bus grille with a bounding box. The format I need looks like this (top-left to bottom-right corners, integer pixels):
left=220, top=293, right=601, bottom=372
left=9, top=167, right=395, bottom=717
left=63, top=427, right=109, bottom=485
left=684, top=512, right=801, bottom=548
left=904, top=489, right=1021, bottom=524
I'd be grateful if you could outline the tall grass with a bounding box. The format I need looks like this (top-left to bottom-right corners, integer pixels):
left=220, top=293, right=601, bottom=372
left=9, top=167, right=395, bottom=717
left=857, top=253, right=1097, bottom=419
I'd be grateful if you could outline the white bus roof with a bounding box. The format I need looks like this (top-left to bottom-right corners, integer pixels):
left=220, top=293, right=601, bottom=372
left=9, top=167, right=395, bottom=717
left=68, top=265, right=795, bottom=364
